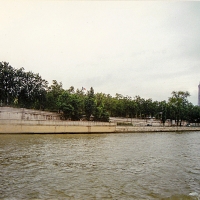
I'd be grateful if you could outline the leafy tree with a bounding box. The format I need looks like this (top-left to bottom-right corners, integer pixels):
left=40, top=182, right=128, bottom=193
left=143, top=98, right=153, bottom=118
left=123, top=96, right=132, bottom=118
left=113, top=94, right=126, bottom=117
left=103, top=94, right=115, bottom=116
left=0, top=62, right=47, bottom=108
left=57, top=91, right=84, bottom=120
left=85, top=87, right=96, bottom=120
left=70, top=93, right=84, bottom=120
left=17, top=71, right=48, bottom=108
left=46, top=80, right=64, bottom=111
left=68, top=86, right=75, bottom=94
left=158, top=100, right=167, bottom=126
left=93, top=93, right=110, bottom=122
left=188, top=105, right=200, bottom=124
left=101, top=109, right=110, bottom=122
left=3, top=61, right=200, bottom=124
left=0, top=62, right=16, bottom=105
left=134, top=96, right=145, bottom=118
left=168, top=91, right=190, bottom=126
left=57, top=91, right=72, bottom=119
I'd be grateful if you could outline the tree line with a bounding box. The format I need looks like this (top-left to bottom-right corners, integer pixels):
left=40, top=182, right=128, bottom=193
left=1, top=61, right=200, bottom=124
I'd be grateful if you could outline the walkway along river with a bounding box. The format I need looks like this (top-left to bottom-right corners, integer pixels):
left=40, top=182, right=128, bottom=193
left=0, top=132, right=200, bottom=199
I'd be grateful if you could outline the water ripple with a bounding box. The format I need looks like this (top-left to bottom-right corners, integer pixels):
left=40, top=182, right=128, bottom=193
left=0, top=132, right=200, bottom=199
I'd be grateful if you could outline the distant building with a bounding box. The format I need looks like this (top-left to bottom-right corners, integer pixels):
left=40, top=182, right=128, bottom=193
left=198, top=83, right=200, bottom=106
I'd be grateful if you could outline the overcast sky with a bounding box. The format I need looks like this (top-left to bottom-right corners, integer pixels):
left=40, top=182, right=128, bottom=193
left=1, top=1, right=200, bottom=105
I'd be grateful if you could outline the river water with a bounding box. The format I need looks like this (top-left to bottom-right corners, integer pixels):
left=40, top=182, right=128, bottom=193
left=0, top=132, right=200, bottom=200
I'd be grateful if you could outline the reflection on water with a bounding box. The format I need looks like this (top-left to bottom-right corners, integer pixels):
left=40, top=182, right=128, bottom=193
left=0, top=132, right=200, bottom=199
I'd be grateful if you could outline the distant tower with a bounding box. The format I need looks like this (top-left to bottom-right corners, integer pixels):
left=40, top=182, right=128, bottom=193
left=198, top=83, right=200, bottom=106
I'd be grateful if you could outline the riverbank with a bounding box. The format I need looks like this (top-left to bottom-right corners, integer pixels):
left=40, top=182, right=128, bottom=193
left=0, top=107, right=116, bottom=133
left=0, top=120, right=116, bottom=134
left=1, top=120, right=200, bottom=134
left=116, top=126, right=200, bottom=133
left=1, top=107, right=200, bottom=133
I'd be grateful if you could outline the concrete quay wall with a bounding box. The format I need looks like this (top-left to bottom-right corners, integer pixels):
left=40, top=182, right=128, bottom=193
left=1, top=107, right=200, bottom=134
left=1, top=121, right=200, bottom=134
left=0, top=107, right=116, bottom=134
left=116, top=126, right=200, bottom=133
left=0, top=120, right=116, bottom=134
left=0, top=107, right=60, bottom=121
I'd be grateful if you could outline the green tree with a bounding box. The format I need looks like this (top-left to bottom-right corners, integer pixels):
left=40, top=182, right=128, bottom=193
left=0, top=62, right=16, bottom=105
left=93, top=93, right=110, bottom=122
left=0, top=62, right=48, bottom=108
left=57, top=91, right=73, bottom=119
left=46, top=80, right=64, bottom=111
left=168, top=91, right=190, bottom=126
left=12, top=71, right=48, bottom=108
left=134, top=96, right=145, bottom=118
left=70, top=93, right=84, bottom=120
left=188, top=105, right=200, bottom=124
left=158, top=100, right=167, bottom=126
left=68, top=86, right=75, bottom=94
left=84, top=87, right=96, bottom=120
left=103, top=94, right=115, bottom=116
left=57, top=91, right=84, bottom=120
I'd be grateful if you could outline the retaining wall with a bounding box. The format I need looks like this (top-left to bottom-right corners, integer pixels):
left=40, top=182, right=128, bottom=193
left=0, top=120, right=116, bottom=133
left=1, top=107, right=200, bottom=134
left=0, top=107, right=60, bottom=121
left=116, top=126, right=200, bottom=133
left=0, top=107, right=116, bottom=133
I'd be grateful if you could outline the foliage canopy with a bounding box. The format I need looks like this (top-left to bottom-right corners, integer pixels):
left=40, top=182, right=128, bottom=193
left=1, top=62, right=200, bottom=124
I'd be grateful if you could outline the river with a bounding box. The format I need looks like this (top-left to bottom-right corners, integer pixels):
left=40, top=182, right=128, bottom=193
left=0, top=132, right=200, bottom=200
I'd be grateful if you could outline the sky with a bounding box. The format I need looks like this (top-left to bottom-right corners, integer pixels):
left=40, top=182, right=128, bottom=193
left=1, top=1, right=200, bottom=105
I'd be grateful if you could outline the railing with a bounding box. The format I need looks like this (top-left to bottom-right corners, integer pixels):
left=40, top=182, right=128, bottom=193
left=0, top=119, right=116, bottom=126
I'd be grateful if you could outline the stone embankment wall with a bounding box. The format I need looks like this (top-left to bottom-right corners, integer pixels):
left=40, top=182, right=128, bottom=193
left=0, top=107, right=60, bottom=121
left=0, top=120, right=116, bottom=133
left=110, top=117, right=188, bottom=127
left=0, top=107, right=116, bottom=133
left=110, top=117, right=163, bottom=126
left=116, top=126, right=200, bottom=133
left=1, top=107, right=200, bottom=134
